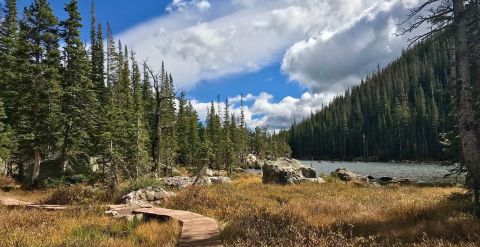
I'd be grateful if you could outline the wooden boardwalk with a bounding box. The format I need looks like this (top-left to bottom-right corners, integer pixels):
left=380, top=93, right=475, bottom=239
left=134, top=207, right=223, bottom=247
left=1, top=196, right=223, bottom=247
left=0, top=196, right=66, bottom=210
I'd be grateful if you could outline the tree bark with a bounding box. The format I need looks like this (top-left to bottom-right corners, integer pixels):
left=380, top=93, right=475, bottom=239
left=31, top=148, right=41, bottom=185
left=453, top=0, right=480, bottom=216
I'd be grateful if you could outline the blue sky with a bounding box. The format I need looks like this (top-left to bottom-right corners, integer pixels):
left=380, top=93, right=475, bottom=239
left=12, top=0, right=419, bottom=130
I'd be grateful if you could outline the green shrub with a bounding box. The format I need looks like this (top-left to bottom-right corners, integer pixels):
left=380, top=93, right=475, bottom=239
left=40, top=174, right=94, bottom=188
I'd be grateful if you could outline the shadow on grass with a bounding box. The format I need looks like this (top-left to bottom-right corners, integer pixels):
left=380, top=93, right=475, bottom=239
left=333, top=192, right=480, bottom=244
left=221, top=192, right=480, bottom=246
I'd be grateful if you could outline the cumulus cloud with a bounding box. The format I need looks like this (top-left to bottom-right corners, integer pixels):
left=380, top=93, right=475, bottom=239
left=281, top=1, right=419, bottom=92
left=191, top=91, right=336, bottom=131
left=167, top=0, right=211, bottom=12
left=117, top=0, right=422, bottom=129
left=119, top=0, right=393, bottom=90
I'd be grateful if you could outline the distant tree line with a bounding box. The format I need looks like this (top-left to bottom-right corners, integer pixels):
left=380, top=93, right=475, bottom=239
left=286, top=1, right=480, bottom=162
left=0, top=0, right=291, bottom=186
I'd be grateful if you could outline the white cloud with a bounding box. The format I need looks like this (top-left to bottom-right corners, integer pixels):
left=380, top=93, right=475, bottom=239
left=191, top=91, right=336, bottom=131
left=119, top=0, right=394, bottom=91
left=117, top=0, right=422, bottom=129
left=167, top=0, right=211, bottom=12
left=281, top=1, right=418, bottom=92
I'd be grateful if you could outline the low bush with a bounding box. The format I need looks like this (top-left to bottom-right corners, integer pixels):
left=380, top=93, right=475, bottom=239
left=0, top=175, right=17, bottom=188
left=43, top=184, right=109, bottom=205
left=40, top=174, right=94, bottom=188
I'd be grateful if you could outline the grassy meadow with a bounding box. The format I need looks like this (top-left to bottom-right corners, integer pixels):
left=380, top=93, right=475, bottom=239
left=167, top=175, right=480, bottom=246
left=1, top=174, right=479, bottom=246
left=0, top=206, right=180, bottom=247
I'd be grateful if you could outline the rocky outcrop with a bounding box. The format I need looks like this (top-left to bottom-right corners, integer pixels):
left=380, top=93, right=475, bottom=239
left=160, top=176, right=232, bottom=189
left=262, top=158, right=325, bottom=185
left=331, top=168, right=418, bottom=186
left=210, top=176, right=232, bottom=184
left=246, top=154, right=265, bottom=169
left=123, top=186, right=175, bottom=206
left=205, top=169, right=228, bottom=177
left=246, top=154, right=257, bottom=167
left=331, top=168, right=369, bottom=183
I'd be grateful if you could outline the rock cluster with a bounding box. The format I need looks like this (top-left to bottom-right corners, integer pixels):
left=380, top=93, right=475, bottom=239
left=205, top=169, right=228, bottom=177
left=160, top=176, right=232, bottom=189
left=331, top=168, right=369, bottom=183
left=331, top=168, right=417, bottom=186
left=246, top=154, right=265, bottom=169
left=262, top=158, right=325, bottom=185
left=123, top=186, right=175, bottom=206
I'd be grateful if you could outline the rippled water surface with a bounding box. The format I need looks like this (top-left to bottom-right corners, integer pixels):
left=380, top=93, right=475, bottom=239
left=302, top=160, right=462, bottom=183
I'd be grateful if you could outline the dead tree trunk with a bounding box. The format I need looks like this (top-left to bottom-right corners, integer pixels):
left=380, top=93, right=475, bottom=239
left=453, top=0, right=480, bottom=216
left=31, top=148, right=41, bottom=185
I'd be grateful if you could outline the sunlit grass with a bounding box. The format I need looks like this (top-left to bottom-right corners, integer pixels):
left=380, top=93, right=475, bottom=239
left=167, top=174, right=480, bottom=246
left=0, top=206, right=180, bottom=247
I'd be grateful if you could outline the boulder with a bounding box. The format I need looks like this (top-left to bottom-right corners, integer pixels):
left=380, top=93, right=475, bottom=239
left=122, top=186, right=175, bottom=206
left=298, top=177, right=326, bottom=184
left=160, top=176, right=234, bottom=188
left=254, top=160, right=265, bottom=169
left=205, top=169, right=228, bottom=177
left=246, top=154, right=257, bottom=168
left=210, top=176, right=232, bottom=184
left=379, top=176, right=395, bottom=182
left=262, top=158, right=322, bottom=185
left=331, top=168, right=368, bottom=183
left=299, top=166, right=317, bottom=178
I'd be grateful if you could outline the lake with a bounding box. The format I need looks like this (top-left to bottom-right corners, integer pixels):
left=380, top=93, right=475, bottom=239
left=302, top=160, right=463, bottom=183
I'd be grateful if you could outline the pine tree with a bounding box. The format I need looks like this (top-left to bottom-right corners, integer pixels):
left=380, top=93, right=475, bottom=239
left=176, top=92, right=189, bottom=165
left=0, top=0, right=18, bottom=129
left=186, top=101, right=201, bottom=167
left=130, top=50, right=149, bottom=178
left=106, top=23, right=118, bottom=87
left=89, top=0, right=105, bottom=111
left=60, top=0, right=98, bottom=172
left=0, top=99, right=13, bottom=164
left=16, top=0, right=63, bottom=184
left=141, top=63, right=155, bottom=158
left=205, top=102, right=222, bottom=169
left=158, top=70, right=177, bottom=175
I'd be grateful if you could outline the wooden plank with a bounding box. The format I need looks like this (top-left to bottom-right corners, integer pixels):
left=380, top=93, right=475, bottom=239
left=134, top=207, right=223, bottom=247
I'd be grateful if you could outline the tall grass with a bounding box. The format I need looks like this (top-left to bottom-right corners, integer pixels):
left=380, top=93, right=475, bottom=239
left=167, top=174, right=480, bottom=246
left=0, top=206, right=180, bottom=247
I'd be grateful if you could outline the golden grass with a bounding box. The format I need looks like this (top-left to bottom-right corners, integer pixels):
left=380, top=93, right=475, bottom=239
left=0, top=188, right=53, bottom=203
left=166, top=174, right=480, bottom=246
left=0, top=206, right=180, bottom=247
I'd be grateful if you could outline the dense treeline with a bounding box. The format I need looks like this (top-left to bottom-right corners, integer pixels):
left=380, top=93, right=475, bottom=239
left=287, top=1, right=480, bottom=161
left=0, top=0, right=290, bottom=186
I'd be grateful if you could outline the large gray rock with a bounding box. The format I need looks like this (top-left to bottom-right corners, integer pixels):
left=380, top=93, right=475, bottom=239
left=160, top=176, right=232, bottom=188
left=331, top=168, right=369, bottom=183
left=262, top=158, right=324, bottom=185
left=210, top=176, right=232, bottom=184
left=205, top=169, right=228, bottom=177
left=161, top=176, right=211, bottom=188
left=246, top=154, right=257, bottom=168
left=123, top=186, right=175, bottom=206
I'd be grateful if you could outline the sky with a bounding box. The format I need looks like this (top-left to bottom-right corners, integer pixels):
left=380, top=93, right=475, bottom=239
left=12, top=0, right=421, bottom=131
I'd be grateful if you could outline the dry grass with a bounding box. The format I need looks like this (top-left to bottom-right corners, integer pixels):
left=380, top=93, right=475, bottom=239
left=0, top=206, right=180, bottom=247
left=166, top=174, right=480, bottom=246
left=0, top=188, right=53, bottom=203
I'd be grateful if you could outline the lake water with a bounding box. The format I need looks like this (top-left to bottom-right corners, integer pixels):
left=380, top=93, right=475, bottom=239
left=302, top=160, right=463, bottom=183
